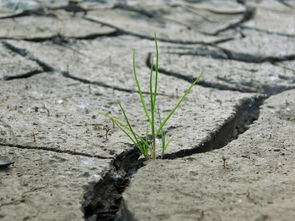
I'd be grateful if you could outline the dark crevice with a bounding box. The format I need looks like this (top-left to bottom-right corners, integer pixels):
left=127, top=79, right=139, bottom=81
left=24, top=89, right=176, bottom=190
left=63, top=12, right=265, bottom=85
left=155, top=66, right=257, bottom=93
left=146, top=52, right=257, bottom=94
left=0, top=8, right=54, bottom=20
left=121, top=1, right=216, bottom=35
left=162, top=95, right=266, bottom=159
left=0, top=1, right=96, bottom=20
left=212, top=5, right=255, bottom=35
left=84, top=17, right=233, bottom=45
left=111, top=3, right=157, bottom=18
left=82, top=148, right=144, bottom=221
left=196, top=80, right=257, bottom=93
left=0, top=1, right=90, bottom=19
left=82, top=95, right=267, bottom=221
left=2, top=41, right=55, bottom=72
left=240, top=26, right=295, bottom=38
left=3, top=70, right=44, bottom=81
left=206, top=9, right=245, bottom=15
left=0, top=31, right=121, bottom=43
left=2, top=40, right=136, bottom=93
left=1, top=40, right=162, bottom=96
left=61, top=71, right=163, bottom=96
left=215, top=45, right=295, bottom=63
left=15, top=35, right=71, bottom=44
left=236, top=0, right=246, bottom=6
left=276, top=0, right=294, bottom=8
left=73, top=31, right=122, bottom=40
left=146, top=52, right=295, bottom=95
left=49, top=1, right=88, bottom=16
left=1, top=3, right=292, bottom=221
left=169, top=44, right=295, bottom=64
left=0, top=143, right=112, bottom=159
left=82, top=40, right=273, bottom=221
left=209, top=37, right=236, bottom=45
left=82, top=48, right=292, bottom=220
left=216, top=76, right=295, bottom=95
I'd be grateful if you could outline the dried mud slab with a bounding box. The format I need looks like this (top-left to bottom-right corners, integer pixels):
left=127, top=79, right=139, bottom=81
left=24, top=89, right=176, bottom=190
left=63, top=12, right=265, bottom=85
left=181, top=0, right=245, bottom=12
left=0, top=72, right=121, bottom=158
left=0, top=0, right=68, bottom=18
left=108, top=89, right=261, bottom=157
left=0, top=10, right=115, bottom=40
left=120, top=89, right=295, bottom=221
left=0, top=42, right=42, bottom=80
left=276, top=60, right=295, bottom=74
left=86, top=0, right=244, bottom=43
left=1, top=1, right=294, bottom=220
left=4, top=37, right=202, bottom=96
left=1, top=38, right=260, bottom=159
left=244, top=0, right=295, bottom=36
left=0, top=146, right=110, bottom=221
left=0, top=51, right=261, bottom=221
left=218, top=29, right=295, bottom=58
left=158, top=48, right=295, bottom=94
left=0, top=69, right=259, bottom=158
left=4, top=37, right=159, bottom=94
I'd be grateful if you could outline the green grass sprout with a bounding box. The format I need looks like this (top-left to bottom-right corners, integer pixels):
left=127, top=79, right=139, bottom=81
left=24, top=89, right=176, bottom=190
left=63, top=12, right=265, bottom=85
left=98, top=33, right=202, bottom=160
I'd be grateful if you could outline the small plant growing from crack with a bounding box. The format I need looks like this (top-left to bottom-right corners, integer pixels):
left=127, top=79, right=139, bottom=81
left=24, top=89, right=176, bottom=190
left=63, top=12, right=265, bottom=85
left=99, top=34, right=202, bottom=159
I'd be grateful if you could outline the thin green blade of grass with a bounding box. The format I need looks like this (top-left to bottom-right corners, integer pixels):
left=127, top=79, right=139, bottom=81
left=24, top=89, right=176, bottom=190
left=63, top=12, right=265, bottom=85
left=118, top=103, right=150, bottom=154
left=164, top=137, right=173, bottom=152
left=150, top=33, right=160, bottom=159
left=99, top=34, right=202, bottom=159
left=98, top=110, right=149, bottom=158
left=156, top=105, right=166, bottom=150
left=161, top=136, right=173, bottom=158
left=155, top=73, right=203, bottom=137
left=132, top=51, right=152, bottom=125
left=157, top=104, right=172, bottom=156
left=99, top=111, right=136, bottom=145
left=118, top=102, right=140, bottom=145
left=118, top=103, right=151, bottom=157
left=145, top=126, right=150, bottom=158
left=149, top=55, right=154, bottom=111
left=153, top=33, right=159, bottom=109
left=98, top=110, right=129, bottom=131
left=145, top=126, right=149, bottom=146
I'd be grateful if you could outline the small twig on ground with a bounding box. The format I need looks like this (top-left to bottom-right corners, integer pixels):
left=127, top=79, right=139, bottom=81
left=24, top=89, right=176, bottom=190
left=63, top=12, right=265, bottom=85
left=103, top=125, right=111, bottom=141
left=32, top=132, right=37, bottom=143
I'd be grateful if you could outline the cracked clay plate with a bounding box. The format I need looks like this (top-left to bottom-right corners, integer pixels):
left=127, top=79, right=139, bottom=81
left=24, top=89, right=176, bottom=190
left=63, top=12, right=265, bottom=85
left=0, top=157, right=14, bottom=168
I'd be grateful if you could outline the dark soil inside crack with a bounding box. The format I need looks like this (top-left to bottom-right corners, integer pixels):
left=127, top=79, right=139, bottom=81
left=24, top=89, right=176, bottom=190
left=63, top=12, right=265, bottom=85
left=82, top=95, right=266, bottom=221
left=82, top=149, right=144, bottom=221
left=1, top=0, right=295, bottom=220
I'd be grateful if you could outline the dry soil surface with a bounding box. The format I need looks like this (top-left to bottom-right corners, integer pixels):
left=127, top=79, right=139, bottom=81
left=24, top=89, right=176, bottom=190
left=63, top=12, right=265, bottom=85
left=0, top=0, right=294, bottom=221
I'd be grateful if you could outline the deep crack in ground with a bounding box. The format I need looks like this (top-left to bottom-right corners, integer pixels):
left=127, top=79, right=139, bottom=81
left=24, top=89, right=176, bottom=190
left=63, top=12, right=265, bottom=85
left=81, top=94, right=267, bottom=221
left=1, top=0, right=295, bottom=220
left=2, top=32, right=295, bottom=220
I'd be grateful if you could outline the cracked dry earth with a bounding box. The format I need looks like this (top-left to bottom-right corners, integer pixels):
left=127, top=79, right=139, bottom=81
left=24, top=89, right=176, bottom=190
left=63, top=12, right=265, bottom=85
left=0, top=0, right=295, bottom=220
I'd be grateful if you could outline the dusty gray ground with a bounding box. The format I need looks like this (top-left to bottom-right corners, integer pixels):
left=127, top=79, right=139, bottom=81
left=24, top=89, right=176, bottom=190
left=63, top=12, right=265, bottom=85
left=121, top=90, right=295, bottom=221
left=0, top=0, right=294, bottom=221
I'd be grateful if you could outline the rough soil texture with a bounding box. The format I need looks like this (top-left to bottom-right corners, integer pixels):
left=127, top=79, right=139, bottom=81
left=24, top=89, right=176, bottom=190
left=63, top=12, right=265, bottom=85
left=0, top=0, right=294, bottom=221
left=121, top=90, right=295, bottom=221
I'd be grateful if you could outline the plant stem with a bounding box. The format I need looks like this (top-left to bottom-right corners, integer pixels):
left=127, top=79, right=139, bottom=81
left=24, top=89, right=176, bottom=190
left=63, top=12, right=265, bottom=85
left=150, top=64, right=156, bottom=159
left=151, top=125, right=156, bottom=159
left=151, top=33, right=159, bottom=160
